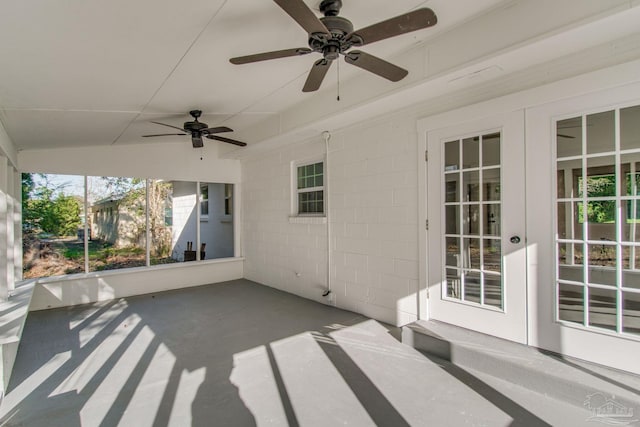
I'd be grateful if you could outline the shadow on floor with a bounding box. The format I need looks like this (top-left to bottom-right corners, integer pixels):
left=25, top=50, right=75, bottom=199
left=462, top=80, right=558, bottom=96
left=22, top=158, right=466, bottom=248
left=1, top=280, right=378, bottom=426
left=2, top=279, right=569, bottom=426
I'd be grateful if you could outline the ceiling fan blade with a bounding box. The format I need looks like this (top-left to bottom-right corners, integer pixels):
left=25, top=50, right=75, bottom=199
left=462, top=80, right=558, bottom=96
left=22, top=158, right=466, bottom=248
left=230, top=48, right=312, bottom=65
left=557, top=134, right=576, bottom=139
left=192, top=135, right=204, bottom=148
left=202, top=126, right=233, bottom=134
left=207, top=135, right=247, bottom=147
left=347, top=8, right=437, bottom=47
left=273, top=0, right=330, bottom=36
left=344, top=51, right=408, bottom=82
left=142, top=133, right=186, bottom=137
left=303, top=58, right=332, bottom=92
left=150, top=121, right=187, bottom=132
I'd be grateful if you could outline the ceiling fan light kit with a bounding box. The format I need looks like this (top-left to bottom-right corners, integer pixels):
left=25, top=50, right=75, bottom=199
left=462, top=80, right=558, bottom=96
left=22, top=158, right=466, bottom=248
left=142, top=110, right=247, bottom=148
left=230, top=0, right=437, bottom=92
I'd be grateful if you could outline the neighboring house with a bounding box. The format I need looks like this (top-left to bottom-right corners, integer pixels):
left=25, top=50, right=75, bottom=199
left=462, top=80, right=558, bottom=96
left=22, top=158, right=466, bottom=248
left=170, top=181, right=234, bottom=261
left=91, top=182, right=234, bottom=261
left=91, top=195, right=145, bottom=248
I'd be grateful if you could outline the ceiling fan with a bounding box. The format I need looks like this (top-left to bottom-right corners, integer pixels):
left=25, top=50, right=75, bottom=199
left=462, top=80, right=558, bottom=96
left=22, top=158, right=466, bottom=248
left=142, top=110, right=247, bottom=148
left=556, top=122, right=589, bottom=139
left=230, top=0, right=437, bottom=92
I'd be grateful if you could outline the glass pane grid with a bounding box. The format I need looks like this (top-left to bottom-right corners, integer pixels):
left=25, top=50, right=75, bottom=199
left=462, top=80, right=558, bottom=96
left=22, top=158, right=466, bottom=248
left=555, top=106, right=640, bottom=338
left=297, top=162, right=324, bottom=190
left=442, top=132, right=503, bottom=310
left=298, top=190, right=323, bottom=214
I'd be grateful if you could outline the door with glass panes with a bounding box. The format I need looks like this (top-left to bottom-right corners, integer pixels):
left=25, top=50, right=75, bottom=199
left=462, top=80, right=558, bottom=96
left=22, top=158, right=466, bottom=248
left=549, top=102, right=640, bottom=371
left=525, top=82, right=640, bottom=373
left=426, top=111, right=528, bottom=344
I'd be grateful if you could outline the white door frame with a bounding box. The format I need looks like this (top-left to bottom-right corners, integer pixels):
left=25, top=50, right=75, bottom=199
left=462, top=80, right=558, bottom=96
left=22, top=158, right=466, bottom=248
left=416, top=60, right=640, bottom=372
left=421, top=111, right=528, bottom=343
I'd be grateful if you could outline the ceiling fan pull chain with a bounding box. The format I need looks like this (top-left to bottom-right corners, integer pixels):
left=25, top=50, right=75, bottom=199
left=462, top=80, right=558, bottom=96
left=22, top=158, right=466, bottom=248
left=337, top=58, right=341, bottom=101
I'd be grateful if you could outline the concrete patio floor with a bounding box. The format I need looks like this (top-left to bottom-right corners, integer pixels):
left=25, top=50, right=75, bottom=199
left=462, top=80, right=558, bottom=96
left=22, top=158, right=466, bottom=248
left=0, top=280, right=609, bottom=426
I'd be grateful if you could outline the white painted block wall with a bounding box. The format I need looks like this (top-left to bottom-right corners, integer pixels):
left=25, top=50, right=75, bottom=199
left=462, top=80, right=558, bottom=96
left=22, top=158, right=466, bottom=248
left=243, top=143, right=329, bottom=303
left=243, top=116, right=421, bottom=326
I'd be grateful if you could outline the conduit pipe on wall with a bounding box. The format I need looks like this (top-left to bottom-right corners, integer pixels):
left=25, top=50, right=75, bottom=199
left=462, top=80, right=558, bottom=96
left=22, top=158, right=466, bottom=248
left=322, top=131, right=332, bottom=299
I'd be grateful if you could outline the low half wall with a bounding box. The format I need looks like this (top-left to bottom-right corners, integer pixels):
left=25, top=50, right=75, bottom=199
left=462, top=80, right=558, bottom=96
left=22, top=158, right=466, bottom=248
left=29, top=258, right=244, bottom=311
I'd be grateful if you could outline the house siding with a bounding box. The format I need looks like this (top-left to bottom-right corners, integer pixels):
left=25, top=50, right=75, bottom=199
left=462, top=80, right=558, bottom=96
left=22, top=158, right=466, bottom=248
left=171, top=181, right=234, bottom=261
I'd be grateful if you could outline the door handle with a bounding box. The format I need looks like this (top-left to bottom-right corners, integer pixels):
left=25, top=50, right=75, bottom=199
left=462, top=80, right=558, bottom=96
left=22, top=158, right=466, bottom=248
left=510, top=236, right=521, bottom=244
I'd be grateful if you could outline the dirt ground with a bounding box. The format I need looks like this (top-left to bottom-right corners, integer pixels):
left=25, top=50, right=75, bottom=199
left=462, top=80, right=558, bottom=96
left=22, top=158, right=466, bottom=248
left=22, top=236, right=172, bottom=279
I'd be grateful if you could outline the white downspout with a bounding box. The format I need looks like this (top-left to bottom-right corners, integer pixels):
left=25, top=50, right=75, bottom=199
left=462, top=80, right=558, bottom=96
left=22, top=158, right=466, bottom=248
left=322, top=131, right=333, bottom=301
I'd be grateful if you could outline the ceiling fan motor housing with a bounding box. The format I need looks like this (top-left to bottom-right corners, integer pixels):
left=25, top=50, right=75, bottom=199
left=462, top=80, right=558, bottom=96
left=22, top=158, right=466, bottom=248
left=183, top=121, right=208, bottom=132
left=184, top=109, right=208, bottom=132
left=309, top=16, right=356, bottom=60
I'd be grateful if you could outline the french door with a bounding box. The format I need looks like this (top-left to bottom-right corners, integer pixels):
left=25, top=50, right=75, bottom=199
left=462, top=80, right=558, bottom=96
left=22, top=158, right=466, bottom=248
left=420, top=75, right=640, bottom=372
left=527, top=83, right=640, bottom=373
left=426, top=111, right=528, bottom=344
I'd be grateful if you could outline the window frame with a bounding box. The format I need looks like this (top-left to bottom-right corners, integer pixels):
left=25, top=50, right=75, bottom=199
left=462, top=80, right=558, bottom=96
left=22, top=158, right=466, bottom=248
left=224, top=183, right=233, bottom=217
left=199, top=183, right=209, bottom=221
left=292, top=158, right=325, bottom=217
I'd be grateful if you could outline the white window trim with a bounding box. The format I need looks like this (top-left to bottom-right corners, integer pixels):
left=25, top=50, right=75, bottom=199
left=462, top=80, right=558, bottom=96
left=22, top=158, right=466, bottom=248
left=291, top=157, right=326, bottom=218
left=221, top=183, right=233, bottom=222
left=199, top=183, right=209, bottom=221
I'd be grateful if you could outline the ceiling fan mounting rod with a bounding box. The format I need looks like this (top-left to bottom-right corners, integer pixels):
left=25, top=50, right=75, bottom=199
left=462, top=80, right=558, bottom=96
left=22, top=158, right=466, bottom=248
left=319, top=0, right=342, bottom=17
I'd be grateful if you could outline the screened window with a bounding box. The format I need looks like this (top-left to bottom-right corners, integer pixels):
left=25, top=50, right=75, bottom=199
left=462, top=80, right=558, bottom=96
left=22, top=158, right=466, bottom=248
left=296, top=161, right=324, bottom=215
left=22, top=175, right=235, bottom=277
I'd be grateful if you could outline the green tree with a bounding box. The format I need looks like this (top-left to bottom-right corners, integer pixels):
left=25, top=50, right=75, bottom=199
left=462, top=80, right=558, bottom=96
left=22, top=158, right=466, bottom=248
left=22, top=174, right=82, bottom=236
left=579, top=175, right=616, bottom=224
left=50, top=195, right=82, bottom=236
left=22, top=173, right=38, bottom=233
left=21, top=173, right=34, bottom=202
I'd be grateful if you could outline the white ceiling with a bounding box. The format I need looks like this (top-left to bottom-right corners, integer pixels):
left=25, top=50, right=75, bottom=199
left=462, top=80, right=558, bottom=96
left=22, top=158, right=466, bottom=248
left=0, top=0, right=507, bottom=151
left=1, top=0, right=639, bottom=154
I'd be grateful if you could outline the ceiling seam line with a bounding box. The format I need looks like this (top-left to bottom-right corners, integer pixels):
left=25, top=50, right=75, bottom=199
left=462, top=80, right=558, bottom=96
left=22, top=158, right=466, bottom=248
left=219, top=68, right=310, bottom=126
left=110, top=0, right=230, bottom=145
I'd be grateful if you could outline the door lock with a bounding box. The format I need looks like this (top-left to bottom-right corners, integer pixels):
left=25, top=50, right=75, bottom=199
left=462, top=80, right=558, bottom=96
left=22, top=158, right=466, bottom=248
left=510, top=236, right=521, bottom=244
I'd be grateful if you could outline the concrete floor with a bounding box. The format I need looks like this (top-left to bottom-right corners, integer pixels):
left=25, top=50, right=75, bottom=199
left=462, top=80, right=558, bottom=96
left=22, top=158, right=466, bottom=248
left=0, top=279, right=602, bottom=426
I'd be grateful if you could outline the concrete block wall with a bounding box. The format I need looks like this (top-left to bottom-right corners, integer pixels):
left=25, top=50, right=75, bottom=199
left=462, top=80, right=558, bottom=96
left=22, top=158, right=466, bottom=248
left=242, top=115, right=421, bottom=326
left=243, top=143, right=330, bottom=304
left=329, top=117, right=420, bottom=326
